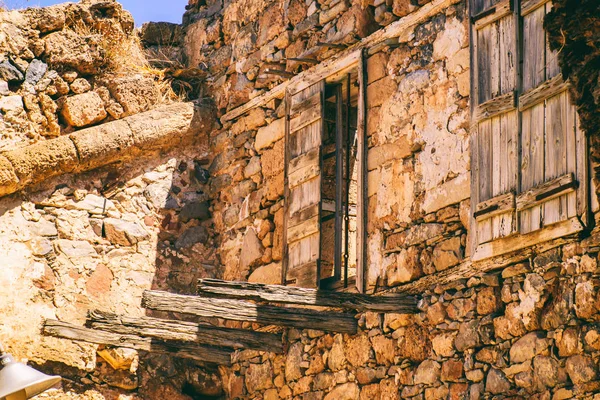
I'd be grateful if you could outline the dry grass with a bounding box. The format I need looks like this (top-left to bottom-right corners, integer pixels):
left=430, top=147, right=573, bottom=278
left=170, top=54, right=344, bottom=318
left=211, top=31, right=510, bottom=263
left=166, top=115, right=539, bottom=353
left=69, top=19, right=185, bottom=104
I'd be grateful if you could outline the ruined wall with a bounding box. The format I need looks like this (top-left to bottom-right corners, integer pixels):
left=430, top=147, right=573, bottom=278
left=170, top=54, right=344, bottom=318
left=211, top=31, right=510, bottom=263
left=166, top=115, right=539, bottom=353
left=0, top=1, right=223, bottom=398
left=182, top=0, right=600, bottom=398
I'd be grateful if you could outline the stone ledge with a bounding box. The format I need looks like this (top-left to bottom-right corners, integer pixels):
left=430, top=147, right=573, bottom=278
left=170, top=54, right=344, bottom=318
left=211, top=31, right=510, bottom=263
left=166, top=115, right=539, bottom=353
left=0, top=100, right=215, bottom=198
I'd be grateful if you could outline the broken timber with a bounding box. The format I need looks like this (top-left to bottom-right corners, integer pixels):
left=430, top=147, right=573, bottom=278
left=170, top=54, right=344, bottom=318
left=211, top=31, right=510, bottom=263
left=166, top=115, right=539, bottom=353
left=43, top=319, right=232, bottom=365
left=142, top=290, right=358, bottom=334
left=87, top=310, right=283, bottom=353
left=197, top=279, right=419, bottom=313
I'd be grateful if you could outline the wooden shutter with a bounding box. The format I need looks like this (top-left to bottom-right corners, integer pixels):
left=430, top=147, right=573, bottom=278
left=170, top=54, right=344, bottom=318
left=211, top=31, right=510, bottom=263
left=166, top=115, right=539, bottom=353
left=470, top=0, right=519, bottom=245
left=517, top=0, right=587, bottom=233
left=470, top=0, right=588, bottom=258
left=282, top=81, right=325, bottom=288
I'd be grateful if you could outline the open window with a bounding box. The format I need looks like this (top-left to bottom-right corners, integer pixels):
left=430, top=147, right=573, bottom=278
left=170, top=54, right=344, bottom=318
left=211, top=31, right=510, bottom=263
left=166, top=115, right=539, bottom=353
left=470, top=0, right=589, bottom=260
left=282, top=52, right=367, bottom=292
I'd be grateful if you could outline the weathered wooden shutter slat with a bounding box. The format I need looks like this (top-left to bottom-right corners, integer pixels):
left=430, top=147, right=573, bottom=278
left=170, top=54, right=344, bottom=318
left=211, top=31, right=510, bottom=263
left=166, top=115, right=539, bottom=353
left=283, top=81, right=325, bottom=288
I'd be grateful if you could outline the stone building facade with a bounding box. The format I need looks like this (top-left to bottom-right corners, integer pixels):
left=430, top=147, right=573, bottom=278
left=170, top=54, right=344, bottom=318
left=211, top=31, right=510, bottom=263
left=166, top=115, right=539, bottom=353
left=1, top=0, right=600, bottom=399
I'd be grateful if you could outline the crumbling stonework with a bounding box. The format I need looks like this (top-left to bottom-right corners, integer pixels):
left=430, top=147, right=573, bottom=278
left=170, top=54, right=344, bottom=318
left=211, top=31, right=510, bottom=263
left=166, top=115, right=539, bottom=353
left=2, top=0, right=600, bottom=399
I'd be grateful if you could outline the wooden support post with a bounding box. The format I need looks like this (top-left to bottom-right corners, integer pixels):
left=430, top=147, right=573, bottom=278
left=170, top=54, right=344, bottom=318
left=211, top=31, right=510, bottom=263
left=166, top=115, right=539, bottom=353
left=197, top=279, right=418, bottom=313
left=87, top=311, right=283, bottom=353
left=142, top=290, right=358, bottom=333
left=43, top=319, right=232, bottom=365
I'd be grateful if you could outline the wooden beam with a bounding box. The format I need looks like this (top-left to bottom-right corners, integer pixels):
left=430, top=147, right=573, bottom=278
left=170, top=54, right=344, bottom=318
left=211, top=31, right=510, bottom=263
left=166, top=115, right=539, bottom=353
left=474, top=192, right=515, bottom=221
left=43, top=319, right=232, bottom=365
left=142, top=290, right=358, bottom=334
left=219, top=0, right=462, bottom=124
left=197, top=279, right=419, bottom=313
left=473, top=217, right=584, bottom=261
left=473, top=91, right=516, bottom=122
left=516, top=173, right=577, bottom=211
left=519, top=74, right=569, bottom=111
left=87, top=311, right=283, bottom=353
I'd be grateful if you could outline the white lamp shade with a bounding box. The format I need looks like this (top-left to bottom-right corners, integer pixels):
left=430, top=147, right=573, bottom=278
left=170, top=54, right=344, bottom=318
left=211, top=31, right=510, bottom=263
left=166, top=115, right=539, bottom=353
left=0, top=357, right=61, bottom=399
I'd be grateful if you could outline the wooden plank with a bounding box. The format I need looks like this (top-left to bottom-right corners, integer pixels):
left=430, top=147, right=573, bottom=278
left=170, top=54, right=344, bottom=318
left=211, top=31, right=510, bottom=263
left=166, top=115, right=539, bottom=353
left=545, top=2, right=560, bottom=79
left=289, top=204, right=320, bottom=228
left=474, top=192, right=515, bottom=221
left=282, top=91, right=291, bottom=285
left=522, top=5, right=546, bottom=91
left=498, top=14, right=516, bottom=95
left=288, top=214, right=319, bottom=243
left=504, top=111, right=518, bottom=193
left=220, top=0, right=462, bottom=123
left=289, top=163, right=320, bottom=188
left=492, top=116, right=501, bottom=198
left=197, top=279, right=418, bottom=313
left=544, top=90, right=568, bottom=226
left=356, top=50, right=367, bottom=293
left=288, top=232, right=320, bottom=282
left=522, top=0, right=549, bottom=16
left=289, top=147, right=320, bottom=187
left=477, top=22, right=497, bottom=104
left=43, top=319, right=232, bottom=365
left=87, top=311, right=283, bottom=353
left=289, top=175, right=320, bottom=216
left=516, top=173, right=577, bottom=211
left=142, top=291, right=358, bottom=334
left=290, top=92, right=321, bottom=117
left=478, top=119, right=492, bottom=201
left=473, top=91, right=516, bottom=121
left=473, top=217, right=584, bottom=261
left=574, top=99, right=588, bottom=221
left=290, top=101, right=322, bottom=133
left=474, top=0, right=512, bottom=30
left=286, top=260, right=319, bottom=288
left=519, top=74, right=569, bottom=111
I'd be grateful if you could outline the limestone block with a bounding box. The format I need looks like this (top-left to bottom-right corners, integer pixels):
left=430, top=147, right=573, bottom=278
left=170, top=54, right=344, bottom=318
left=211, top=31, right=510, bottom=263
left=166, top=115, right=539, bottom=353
left=54, top=239, right=97, bottom=258
left=0, top=95, right=23, bottom=112
left=248, top=262, right=282, bottom=284
left=245, top=362, right=274, bottom=393
left=422, top=173, right=470, bottom=214
left=509, top=332, right=550, bottom=364
left=323, top=383, right=359, bottom=400
left=255, top=117, right=285, bottom=151
left=261, top=139, right=284, bottom=177
left=0, top=155, right=19, bottom=196
left=70, top=120, right=134, bottom=170
left=565, top=355, right=596, bottom=384
left=345, top=334, right=371, bottom=367
left=485, top=368, right=510, bottom=394
left=44, top=30, right=106, bottom=74
left=3, top=134, right=78, bottom=187
left=414, top=360, right=441, bottom=385
left=61, top=91, right=107, bottom=127
left=106, top=76, right=160, bottom=117
left=104, top=218, right=150, bottom=246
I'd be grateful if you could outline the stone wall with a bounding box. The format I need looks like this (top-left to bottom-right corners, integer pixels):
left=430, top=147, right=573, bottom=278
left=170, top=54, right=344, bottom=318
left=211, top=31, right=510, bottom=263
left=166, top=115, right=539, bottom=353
left=181, top=0, right=600, bottom=399
left=1, top=0, right=600, bottom=398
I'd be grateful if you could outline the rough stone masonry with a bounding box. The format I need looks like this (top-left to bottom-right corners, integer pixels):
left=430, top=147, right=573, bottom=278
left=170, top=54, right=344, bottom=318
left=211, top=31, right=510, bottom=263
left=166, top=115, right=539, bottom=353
left=0, top=0, right=600, bottom=399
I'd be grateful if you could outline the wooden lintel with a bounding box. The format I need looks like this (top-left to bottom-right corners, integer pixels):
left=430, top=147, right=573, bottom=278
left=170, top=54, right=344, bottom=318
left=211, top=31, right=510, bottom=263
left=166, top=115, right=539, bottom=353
left=219, top=0, right=462, bottom=124
left=473, top=91, right=516, bottom=122
left=87, top=311, right=283, bottom=353
left=518, top=74, right=569, bottom=111
left=43, top=319, right=232, bottom=365
left=521, top=0, right=549, bottom=16
left=142, top=290, right=358, bottom=334
left=197, top=279, right=419, bottom=313
left=516, top=173, right=577, bottom=211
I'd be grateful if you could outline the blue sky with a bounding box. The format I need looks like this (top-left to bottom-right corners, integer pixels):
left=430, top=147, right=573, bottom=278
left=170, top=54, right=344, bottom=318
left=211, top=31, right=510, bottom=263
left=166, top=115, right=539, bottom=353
left=4, top=0, right=188, bottom=24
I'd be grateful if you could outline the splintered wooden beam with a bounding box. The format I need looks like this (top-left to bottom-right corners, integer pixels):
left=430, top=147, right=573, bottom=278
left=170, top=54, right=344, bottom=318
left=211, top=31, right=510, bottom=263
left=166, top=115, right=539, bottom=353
left=197, top=279, right=419, bottom=313
left=142, top=290, right=358, bottom=334
left=87, top=311, right=283, bottom=353
left=43, top=319, right=232, bottom=365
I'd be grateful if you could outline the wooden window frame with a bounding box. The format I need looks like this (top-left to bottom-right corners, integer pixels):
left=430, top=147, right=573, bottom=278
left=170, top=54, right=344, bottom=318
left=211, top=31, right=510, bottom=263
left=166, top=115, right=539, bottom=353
left=469, top=0, right=589, bottom=262
left=282, top=49, right=368, bottom=292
